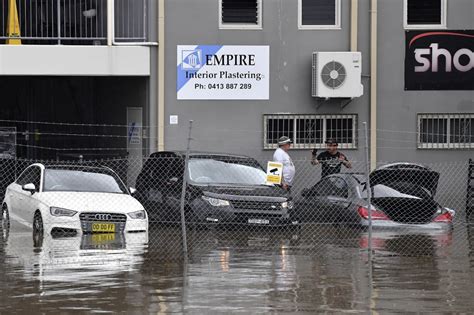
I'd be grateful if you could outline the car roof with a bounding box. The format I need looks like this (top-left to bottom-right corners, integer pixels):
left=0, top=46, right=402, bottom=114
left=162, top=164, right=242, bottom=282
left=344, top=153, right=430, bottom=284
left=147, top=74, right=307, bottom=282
left=44, top=164, right=116, bottom=173
left=149, top=151, right=256, bottom=160
left=324, top=173, right=366, bottom=185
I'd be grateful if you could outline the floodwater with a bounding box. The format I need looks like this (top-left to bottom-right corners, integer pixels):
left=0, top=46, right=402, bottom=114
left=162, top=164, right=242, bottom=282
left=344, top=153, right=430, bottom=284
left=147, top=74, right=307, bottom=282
left=1, top=220, right=474, bottom=314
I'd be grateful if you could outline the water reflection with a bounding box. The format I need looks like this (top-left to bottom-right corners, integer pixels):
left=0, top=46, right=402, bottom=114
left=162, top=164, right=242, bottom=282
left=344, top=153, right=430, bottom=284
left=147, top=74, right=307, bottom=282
left=1, top=222, right=473, bottom=313
left=1, top=225, right=149, bottom=313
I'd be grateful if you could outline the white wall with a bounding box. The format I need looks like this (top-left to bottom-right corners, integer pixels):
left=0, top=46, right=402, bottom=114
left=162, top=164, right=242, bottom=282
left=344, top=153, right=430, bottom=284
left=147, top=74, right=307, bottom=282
left=0, top=45, right=150, bottom=76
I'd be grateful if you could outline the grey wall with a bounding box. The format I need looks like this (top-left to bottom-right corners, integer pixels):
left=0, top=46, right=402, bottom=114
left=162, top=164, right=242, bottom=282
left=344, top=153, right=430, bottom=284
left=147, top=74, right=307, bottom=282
left=377, top=0, right=474, bottom=164
left=147, top=0, right=158, bottom=154
left=160, top=0, right=473, bottom=204
left=164, top=0, right=371, bottom=163
left=375, top=0, right=473, bottom=214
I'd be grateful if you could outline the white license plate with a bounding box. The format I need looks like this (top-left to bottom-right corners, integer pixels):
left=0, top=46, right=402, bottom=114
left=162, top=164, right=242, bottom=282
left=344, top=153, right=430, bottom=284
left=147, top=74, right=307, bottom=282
left=248, top=218, right=270, bottom=225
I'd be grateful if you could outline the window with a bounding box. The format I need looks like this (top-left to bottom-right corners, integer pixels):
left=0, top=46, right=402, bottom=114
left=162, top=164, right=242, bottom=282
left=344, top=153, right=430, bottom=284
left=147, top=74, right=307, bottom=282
left=298, top=0, right=341, bottom=30
left=418, top=114, right=474, bottom=149
left=219, top=0, right=262, bottom=29
left=404, top=0, right=447, bottom=29
left=327, top=177, right=349, bottom=198
left=263, top=114, right=357, bottom=149
left=16, top=166, right=41, bottom=191
left=311, top=177, right=348, bottom=198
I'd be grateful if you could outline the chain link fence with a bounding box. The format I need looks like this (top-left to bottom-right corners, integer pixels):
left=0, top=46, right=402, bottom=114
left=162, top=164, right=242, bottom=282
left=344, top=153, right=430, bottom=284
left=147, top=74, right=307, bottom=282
left=1, top=122, right=474, bottom=312
left=0, top=147, right=472, bottom=262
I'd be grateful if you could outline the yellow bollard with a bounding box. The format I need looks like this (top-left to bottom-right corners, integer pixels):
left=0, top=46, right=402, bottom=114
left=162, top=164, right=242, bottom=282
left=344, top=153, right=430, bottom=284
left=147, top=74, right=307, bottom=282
left=6, top=0, right=21, bottom=45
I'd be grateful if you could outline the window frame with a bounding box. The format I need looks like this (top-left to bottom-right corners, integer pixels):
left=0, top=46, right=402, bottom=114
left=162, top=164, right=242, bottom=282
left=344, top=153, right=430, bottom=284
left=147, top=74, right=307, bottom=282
left=16, top=166, right=42, bottom=192
left=417, top=113, right=474, bottom=149
left=403, top=0, right=447, bottom=30
left=219, top=0, right=263, bottom=30
left=298, top=0, right=341, bottom=30
left=263, top=114, right=358, bottom=150
left=327, top=177, right=350, bottom=198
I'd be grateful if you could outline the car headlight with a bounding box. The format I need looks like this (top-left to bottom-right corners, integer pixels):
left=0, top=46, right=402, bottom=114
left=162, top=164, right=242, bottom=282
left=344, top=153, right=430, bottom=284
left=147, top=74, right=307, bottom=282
left=50, top=207, right=77, bottom=217
left=128, top=210, right=147, bottom=220
left=281, top=201, right=293, bottom=209
left=202, top=196, right=230, bottom=207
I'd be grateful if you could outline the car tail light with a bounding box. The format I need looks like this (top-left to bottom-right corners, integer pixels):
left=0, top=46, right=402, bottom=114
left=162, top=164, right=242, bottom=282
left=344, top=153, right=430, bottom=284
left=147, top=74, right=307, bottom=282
left=433, top=209, right=453, bottom=223
left=357, top=206, right=389, bottom=221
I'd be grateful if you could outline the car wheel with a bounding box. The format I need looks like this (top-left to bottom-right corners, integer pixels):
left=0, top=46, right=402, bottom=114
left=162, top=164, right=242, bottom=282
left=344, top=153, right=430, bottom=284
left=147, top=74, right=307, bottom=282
left=33, top=211, right=44, bottom=248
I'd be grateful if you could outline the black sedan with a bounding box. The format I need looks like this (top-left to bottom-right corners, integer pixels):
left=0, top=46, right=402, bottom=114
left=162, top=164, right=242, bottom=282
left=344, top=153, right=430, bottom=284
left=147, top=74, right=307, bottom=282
left=296, top=163, right=455, bottom=229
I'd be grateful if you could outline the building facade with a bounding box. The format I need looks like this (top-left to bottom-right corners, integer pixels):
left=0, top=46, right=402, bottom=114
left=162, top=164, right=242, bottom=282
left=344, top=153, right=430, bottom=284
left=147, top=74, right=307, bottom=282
left=0, top=0, right=473, bottom=167
left=164, top=0, right=473, bottom=168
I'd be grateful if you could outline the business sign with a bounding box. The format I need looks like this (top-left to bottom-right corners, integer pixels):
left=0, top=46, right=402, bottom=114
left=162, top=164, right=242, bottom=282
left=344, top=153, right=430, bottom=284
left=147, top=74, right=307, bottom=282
left=127, top=122, right=141, bottom=145
left=405, top=30, right=474, bottom=90
left=266, top=161, right=282, bottom=185
left=0, top=127, right=16, bottom=159
left=177, top=45, right=269, bottom=100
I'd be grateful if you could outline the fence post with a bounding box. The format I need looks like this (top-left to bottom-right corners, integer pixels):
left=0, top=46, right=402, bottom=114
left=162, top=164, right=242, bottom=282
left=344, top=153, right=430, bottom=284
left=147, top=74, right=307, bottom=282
left=363, top=122, right=373, bottom=254
left=179, top=120, right=193, bottom=255
left=363, top=121, right=374, bottom=313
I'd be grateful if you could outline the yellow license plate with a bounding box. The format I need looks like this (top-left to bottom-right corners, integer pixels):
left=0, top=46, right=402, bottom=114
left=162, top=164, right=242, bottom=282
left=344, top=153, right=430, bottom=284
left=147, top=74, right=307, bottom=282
left=92, top=222, right=116, bottom=233
left=91, top=233, right=116, bottom=244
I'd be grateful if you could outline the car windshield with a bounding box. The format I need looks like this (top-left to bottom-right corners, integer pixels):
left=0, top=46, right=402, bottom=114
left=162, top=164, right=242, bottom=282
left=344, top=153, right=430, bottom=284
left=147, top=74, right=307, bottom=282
left=43, top=169, right=128, bottom=194
left=188, top=158, right=267, bottom=185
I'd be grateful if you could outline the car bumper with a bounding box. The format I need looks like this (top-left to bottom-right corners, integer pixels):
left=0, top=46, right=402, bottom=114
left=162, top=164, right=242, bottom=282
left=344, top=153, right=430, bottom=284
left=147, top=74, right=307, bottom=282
left=360, top=219, right=452, bottom=230
left=43, top=215, right=148, bottom=234
left=191, top=204, right=297, bottom=226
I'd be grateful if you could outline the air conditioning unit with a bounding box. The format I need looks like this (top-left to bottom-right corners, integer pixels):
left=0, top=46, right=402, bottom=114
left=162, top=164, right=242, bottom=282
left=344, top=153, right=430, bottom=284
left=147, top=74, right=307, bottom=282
left=312, top=52, right=363, bottom=98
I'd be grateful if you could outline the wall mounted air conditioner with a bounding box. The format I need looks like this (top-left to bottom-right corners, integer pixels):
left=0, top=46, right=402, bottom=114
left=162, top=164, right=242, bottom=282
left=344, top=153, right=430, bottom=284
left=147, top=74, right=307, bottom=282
left=312, top=52, right=363, bottom=98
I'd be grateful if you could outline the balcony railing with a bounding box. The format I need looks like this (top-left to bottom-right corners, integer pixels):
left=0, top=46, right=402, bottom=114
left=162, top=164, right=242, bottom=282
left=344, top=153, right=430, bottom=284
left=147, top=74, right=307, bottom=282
left=0, top=0, right=148, bottom=45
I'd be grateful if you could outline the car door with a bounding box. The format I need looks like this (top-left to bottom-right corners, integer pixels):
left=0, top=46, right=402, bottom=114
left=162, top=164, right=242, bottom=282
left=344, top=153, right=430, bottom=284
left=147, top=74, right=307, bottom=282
left=8, top=166, right=40, bottom=222
left=301, top=177, right=350, bottom=223
left=7, top=168, right=29, bottom=217
left=160, top=156, right=185, bottom=217
left=19, top=166, right=42, bottom=224
left=324, top=177, right=352, bottom=223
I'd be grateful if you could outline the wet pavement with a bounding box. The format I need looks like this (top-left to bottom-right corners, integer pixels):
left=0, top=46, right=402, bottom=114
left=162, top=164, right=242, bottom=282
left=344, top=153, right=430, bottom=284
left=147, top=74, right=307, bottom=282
left=1, top=220, right=474, bottom=314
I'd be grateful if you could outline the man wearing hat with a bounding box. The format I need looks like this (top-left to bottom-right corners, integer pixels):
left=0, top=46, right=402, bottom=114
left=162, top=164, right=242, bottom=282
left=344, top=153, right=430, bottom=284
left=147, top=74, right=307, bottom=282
left=273, top=136, right=295, bottom=191
left=311, top=138, right=352, bottom=178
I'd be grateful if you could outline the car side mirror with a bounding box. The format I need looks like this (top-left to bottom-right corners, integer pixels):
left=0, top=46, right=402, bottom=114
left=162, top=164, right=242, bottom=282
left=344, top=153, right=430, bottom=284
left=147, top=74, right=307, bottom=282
left=22, top=183, right=36, bottom=194
left=129, top=187, right=137, bottom=195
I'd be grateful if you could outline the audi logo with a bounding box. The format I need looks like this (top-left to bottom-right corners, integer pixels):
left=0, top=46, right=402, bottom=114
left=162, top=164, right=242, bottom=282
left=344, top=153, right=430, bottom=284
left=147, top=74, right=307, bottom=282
left=94, top=214, right=112, bottom=221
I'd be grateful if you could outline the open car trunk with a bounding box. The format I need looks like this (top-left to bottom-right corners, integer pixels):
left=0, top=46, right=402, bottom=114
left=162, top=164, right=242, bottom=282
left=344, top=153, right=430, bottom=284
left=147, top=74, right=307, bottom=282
left=371, top=196, right=439, bottom=224
left=369, top=163, right=441, bottom=224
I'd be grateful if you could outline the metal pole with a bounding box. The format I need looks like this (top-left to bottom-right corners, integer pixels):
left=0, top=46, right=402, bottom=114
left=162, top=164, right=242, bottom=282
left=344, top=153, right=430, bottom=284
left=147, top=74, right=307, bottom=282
left=57, top=0, right=61, bottom=44
left=179, top=120, right=193, bottom=255
left=107, top=0, right=114, bottom=46
left=363, top=122, right=373, bottom=254
left=363, top=121, right=374, bottom=313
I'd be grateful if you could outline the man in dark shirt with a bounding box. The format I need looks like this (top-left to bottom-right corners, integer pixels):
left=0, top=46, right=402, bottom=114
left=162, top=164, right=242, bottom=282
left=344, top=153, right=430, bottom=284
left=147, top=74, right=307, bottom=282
left=311, top=139, right=352, bottom=178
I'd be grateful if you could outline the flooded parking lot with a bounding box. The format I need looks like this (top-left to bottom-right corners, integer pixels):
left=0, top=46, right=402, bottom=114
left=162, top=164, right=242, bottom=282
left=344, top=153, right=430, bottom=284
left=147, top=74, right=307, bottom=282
left=1, top=220, right=474, bottom=314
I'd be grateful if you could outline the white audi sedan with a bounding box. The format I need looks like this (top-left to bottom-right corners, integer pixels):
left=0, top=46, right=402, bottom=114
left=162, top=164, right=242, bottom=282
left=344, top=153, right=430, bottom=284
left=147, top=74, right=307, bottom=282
left=1, top=163, right=148, bottom=237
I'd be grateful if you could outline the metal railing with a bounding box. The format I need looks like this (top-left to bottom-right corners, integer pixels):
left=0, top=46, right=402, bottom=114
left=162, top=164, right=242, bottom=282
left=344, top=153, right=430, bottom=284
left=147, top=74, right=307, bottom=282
left=114, top=0, right=147, bottom=43
left=0, top=0, right=147, bottom=45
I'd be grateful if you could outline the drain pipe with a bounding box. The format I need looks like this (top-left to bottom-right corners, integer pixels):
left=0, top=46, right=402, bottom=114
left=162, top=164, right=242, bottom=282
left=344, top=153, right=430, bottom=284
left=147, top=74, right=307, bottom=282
left=350, top=0, right=358, bottom=52
left=370, top=0, right=377, bottom=170
left=157, top=0, right=165, bottom=151
left=107, top=0, right=114, bottom=46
